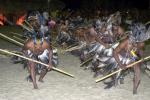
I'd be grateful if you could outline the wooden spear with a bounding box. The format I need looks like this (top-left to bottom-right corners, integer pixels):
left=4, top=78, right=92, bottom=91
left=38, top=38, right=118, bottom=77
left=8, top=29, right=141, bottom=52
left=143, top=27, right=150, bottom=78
left=0, top=33, right=24, bottom=46
left=80, top=57, right=93, bottom=67
left=24, top=20, right=33, bottom=29
left=13, top=36, right=25, bottom=43
left=95, top=56, right=150, bottom=83
left=64, top=45, right=81, bottom=52
left=11, top=32, right=23, bottom=37
left=66, top=44, right=79, bottom=49
left=0, top=32, right=57, bottom=50
left=0, top=48, right=75, bottom=78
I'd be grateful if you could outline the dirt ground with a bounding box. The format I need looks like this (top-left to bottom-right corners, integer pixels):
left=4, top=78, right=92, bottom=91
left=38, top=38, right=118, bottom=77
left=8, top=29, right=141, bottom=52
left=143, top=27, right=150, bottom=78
left=0, top=40, right=150, bottom=100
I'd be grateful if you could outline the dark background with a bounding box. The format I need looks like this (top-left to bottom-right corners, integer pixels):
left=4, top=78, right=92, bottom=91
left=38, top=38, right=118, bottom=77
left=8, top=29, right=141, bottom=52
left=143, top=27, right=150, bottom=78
left=0, top=0, right=149, bottom=12
left=0, top=0, right=149, bottom=23
left=61, top=0, right=149, bottom=10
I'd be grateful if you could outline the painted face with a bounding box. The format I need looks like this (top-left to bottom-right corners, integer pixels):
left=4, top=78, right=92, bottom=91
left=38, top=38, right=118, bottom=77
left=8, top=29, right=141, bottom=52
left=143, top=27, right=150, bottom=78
left=29, top=18, right=40, bottom=32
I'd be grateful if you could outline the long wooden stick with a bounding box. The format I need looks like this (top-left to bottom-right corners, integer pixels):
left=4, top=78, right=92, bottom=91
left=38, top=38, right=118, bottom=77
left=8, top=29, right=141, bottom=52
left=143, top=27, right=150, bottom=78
left=95, top=56, right=150, bottom=83
left=0, top=33, right=24, bottom=46
left=24, top=20, right=33, bottom=29
left=1, top=32, right=57, bottom=50
left=0, top=48, right=75, bottom=78
left=80, top=57, right=93, bottom=67
left=13, top=36, right=25, bottom=43
left=60, top=45, right=80, bottom=54
left=0, top=50, right=22, bottom=56
left=66, top=44, right=79, bottom=49
left=64, top=45, right=81, bottom=52
left=11, top=32, right=23, bottom=37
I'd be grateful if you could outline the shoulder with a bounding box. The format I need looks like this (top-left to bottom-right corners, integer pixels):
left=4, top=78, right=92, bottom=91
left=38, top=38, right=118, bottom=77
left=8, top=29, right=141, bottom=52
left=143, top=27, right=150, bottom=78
left=122, top=38, right=129, bottom=44
left=23, top=39, right=34, bottom=50
left=117, top=38, right=129, bottom=49
left=137, top=42, right=145, bottom=49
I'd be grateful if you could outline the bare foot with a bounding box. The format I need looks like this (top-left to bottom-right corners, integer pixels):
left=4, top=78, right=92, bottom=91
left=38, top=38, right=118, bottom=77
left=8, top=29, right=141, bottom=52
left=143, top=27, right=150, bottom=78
left=38, top=79, right=44, bottom=83
left=133, top=89, right=137, bottom=94
left=34, top=85, right=38, bottom=89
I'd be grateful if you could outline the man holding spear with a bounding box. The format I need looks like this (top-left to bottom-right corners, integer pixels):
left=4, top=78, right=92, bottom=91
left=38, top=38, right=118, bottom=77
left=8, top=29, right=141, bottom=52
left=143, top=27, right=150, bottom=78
left=114, top=23, right=150, bottom=94
left=96, top=22, right=150, bottom=94
left=0, top=31, right=75, bottom=89
left=0, top=11, right=74, bottom=89
left=20, top=12, right=64, bottom=89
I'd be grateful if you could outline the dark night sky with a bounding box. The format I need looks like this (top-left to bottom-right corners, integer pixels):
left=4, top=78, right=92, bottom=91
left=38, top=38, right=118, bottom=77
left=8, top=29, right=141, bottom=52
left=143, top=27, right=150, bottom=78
left=0, top=0, right=149, bottom=10
left=60, top=0, right=149, bottom=9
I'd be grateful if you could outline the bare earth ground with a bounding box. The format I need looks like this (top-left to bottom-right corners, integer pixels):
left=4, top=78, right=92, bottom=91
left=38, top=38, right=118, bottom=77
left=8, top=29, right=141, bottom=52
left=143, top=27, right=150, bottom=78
left=0, top=38, right=150, bottom=100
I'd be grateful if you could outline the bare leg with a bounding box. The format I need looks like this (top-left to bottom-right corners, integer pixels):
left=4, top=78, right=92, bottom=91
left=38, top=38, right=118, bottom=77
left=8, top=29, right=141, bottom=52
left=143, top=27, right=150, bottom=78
left=29, top=61, right=38, bottom=89
left=38, top=68, right=48, bottom=82
left=133, top=65, right=141, bottom=94
left=132, top=43, right=144, bottom=94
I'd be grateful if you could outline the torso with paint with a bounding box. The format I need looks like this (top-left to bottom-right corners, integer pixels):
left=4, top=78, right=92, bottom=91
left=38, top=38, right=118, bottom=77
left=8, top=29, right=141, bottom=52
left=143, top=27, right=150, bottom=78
left=24, top=39, right=51, bottom=55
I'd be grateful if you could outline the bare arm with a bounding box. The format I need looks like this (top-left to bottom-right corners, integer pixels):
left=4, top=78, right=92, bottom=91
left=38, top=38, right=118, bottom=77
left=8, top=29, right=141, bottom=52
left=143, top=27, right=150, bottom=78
left=113, top=38, right=128, bottom=69
left=95, top=34, right=110, bottom=48
left=84, top=32, right=90, bottom=45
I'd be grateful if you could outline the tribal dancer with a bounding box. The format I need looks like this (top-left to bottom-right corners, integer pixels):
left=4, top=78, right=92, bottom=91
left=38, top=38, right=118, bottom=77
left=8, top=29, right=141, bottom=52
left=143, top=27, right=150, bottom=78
left=113, top=22, right=150, bottom=94
left=93, top=22, right=150, bottom=94
left=22, top=11, right=58, bottom=89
